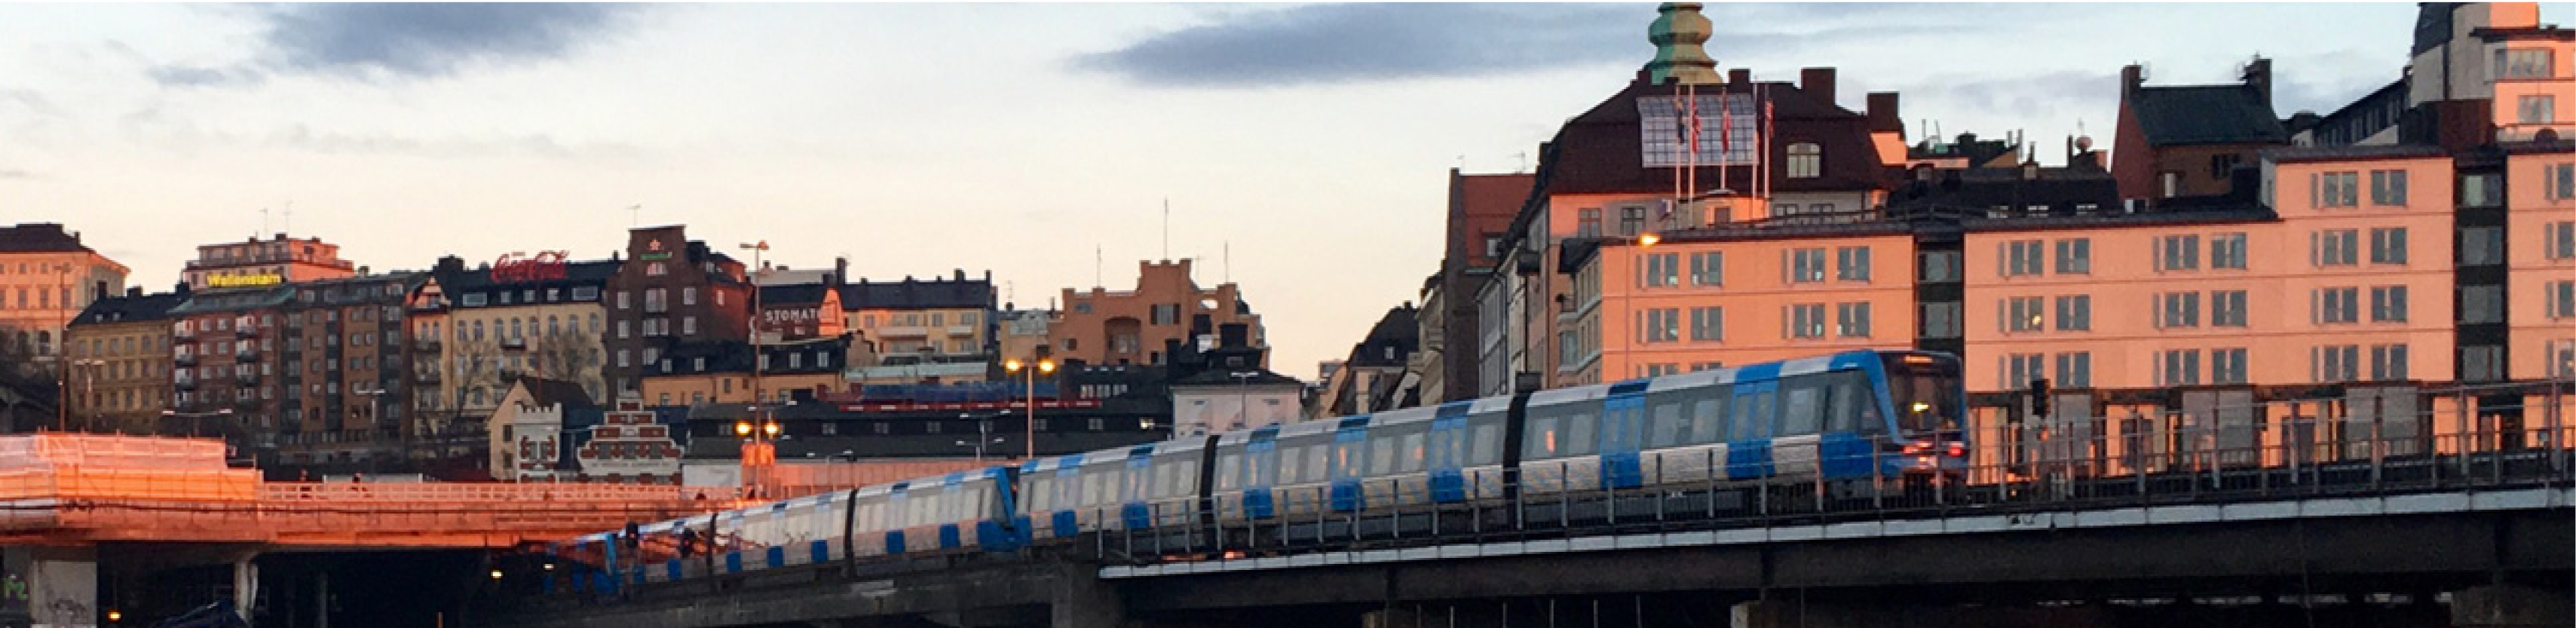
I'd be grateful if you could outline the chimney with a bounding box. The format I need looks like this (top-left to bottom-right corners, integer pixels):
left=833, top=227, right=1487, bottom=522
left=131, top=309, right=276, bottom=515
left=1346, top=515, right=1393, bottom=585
left=2241, top=57, right=2272, bottom=107
left=834, top=256, right=849, bottom=287
left=2121, top=64, right=2146, bottom=96
left=1727, top=68, right=1751, bottom=85
left=125, top=286, right=142, bottom=298
left=1864, top=92, right=1901, bottom=133
left=1219, top=323, right=1249, bottom=348
left=435, top=255, right=465, bottom=274
left=92, top=280, right=110, bottom=301
left=1799, top=67, right=1836, bottom=107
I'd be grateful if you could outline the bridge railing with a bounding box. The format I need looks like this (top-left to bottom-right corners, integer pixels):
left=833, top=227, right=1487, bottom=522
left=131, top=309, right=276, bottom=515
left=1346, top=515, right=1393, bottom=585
left=1098, top=388, right=2574, bottom=563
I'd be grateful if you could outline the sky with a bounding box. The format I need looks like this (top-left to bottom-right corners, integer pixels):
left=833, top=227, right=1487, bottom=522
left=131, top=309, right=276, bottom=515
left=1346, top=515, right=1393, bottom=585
left=0, top=2, right=2430, bottom=379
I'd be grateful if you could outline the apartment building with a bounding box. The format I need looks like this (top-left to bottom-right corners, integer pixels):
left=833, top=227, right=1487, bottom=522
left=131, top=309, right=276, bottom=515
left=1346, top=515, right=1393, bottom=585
left=0, top=223, right=130, bottom=358
left=63, top=286, right=185, bottom=433
left=1052, top=259, right=1264, bottom=368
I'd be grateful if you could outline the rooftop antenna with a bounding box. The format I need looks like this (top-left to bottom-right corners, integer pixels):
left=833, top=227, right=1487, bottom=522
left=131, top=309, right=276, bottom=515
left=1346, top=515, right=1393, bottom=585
left=280, top=201, right=293, bottom=235
left=1095, top=245, right=1104, bottom=289
left=1514, top=152, right=1530, bottom=173
left=1162, top=198, right=1170, bottom=262
left=259, top=207, right=270, bottom=237
left=1224, top=240, right=1231, bottom=283
left=625, top=204, right=642, bottom=227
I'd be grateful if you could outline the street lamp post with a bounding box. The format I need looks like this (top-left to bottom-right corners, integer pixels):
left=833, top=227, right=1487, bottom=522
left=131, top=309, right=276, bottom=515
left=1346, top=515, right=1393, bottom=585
left=69, top=359, right=103, bottom=432
left=1227, top=371, right=1259, bottom=433
left=954, top=412, right=1003, bottom=464
left=1003, top=357, right=1055, bottom=460
left=733, top=415, right=783, bottom=498
left=1618, top=233, right=1661, bottom=381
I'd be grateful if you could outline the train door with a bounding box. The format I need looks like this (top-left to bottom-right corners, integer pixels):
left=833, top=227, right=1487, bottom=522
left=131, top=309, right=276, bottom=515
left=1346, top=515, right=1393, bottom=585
left=1724, top=381, right=1778, bottom=479
left=1328, top=418, right=1370, bottom=513
left=1600, top=384, right=1648, bottom=489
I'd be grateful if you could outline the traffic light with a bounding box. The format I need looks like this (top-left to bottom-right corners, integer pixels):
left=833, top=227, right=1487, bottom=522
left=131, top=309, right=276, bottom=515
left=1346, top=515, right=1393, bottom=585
left=2029, top=378, right=2052, bottom=418
left=624, top=522, right=641, bottom=549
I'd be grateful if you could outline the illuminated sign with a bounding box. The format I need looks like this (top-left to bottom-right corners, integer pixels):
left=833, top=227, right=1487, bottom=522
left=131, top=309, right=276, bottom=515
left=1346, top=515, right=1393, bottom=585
left=636, top=253, right=672, bottom=261
left=491, top=250, right=571, bottom=283
left=207, top=274, right=283, bottom=288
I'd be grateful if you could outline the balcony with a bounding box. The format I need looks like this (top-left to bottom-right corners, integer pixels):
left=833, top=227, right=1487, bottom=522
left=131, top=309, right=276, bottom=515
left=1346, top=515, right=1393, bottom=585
left=235, top=347, right=260, bottom=362
left=235, top=372, right=262, bottom=385
left=174, top=377, right=198, bottom=391
left=175, top=353, right=198, bottom=366
left=414, top=338, right=443, bottom=353
left=415, top=369, right=441, bottom=384
left=174, top=326, right=195, bottom=339
left=945, top=325, right=977, bottom=337
left=878, top=325, right=929, bottom=338
left=499, top=336, right=527, bottom=351
left=2496, top=122, right=2575, bottom=143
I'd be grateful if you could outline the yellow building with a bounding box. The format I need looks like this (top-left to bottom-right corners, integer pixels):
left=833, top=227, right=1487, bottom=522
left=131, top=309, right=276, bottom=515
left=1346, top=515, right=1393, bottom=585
left=63, top=287, right=185, bottom=433
left=411, top=256, right=618, bottom=436
left=639, top=336, right=853, bottom=407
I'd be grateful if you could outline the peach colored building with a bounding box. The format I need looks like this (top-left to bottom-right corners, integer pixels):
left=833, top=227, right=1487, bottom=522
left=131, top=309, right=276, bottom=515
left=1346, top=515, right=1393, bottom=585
left=1051, top=259, right=1264, bottom=368
left=1566, top=230, right=1916, bottom=384
left=0, top=223, right=130, bottom=357
left=182, top=233, right=359, bottom=290
left=2504, top=143, right=2575, bottom=381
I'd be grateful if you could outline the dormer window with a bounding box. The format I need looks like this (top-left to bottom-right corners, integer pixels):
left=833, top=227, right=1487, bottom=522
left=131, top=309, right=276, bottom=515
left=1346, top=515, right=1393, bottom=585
left=1786, top=143, right=1821, bottom=178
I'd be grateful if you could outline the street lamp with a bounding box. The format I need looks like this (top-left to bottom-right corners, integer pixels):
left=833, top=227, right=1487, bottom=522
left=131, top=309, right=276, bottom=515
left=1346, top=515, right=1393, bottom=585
left=1227, top=371, right=1260, bottom=433
left=69, top=359, right=104, bottom=432
left=954, top=412, right=1003, bottom=464
left=1003, top=357, right=1055, bottom=459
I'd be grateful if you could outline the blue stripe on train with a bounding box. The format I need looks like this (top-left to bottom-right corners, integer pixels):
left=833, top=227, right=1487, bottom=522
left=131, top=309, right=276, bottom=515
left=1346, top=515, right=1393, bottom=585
left=1429, top=469, right=1466, bottom=503
left=1816, top=432, right=1876, bottom=479
left=765, top=546, right=785, bottom=568
left=724, top=551, right=742, bottom=574
left=1244, top=487, right=1276, bottom=519
left=976, top=520, right=1007, bottom=550
left=1329, top=478, right=1364, bottom=512
left=811, top=539, right=830, bottom=564
left=1051, top=510, right=1078, bottom=538
left=1601, top=452, right=1643, bottom=489
left=666, top=559, right=682, bottom=581
left=938, top=523, right=962, bottom=549
left=884, top=531, right=906, bottom=555
left=1726, top=438, right=1775, bottom=478
left=1121, top=502, right=1152, bottom=529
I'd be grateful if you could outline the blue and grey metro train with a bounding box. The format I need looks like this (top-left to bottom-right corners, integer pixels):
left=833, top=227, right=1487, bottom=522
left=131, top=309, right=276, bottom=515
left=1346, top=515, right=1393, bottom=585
left=549, top=350, right=1965, bottom=589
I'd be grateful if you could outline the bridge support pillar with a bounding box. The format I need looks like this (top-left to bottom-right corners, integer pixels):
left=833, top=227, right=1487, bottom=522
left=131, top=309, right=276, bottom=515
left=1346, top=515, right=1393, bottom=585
left=232, top=551, right=260, bottom=623
left=1051, top=563, right=1126, bottom=628
left=14, top=546, right=98, bottom=628
left=2452, top=585, right=2573, bottom=628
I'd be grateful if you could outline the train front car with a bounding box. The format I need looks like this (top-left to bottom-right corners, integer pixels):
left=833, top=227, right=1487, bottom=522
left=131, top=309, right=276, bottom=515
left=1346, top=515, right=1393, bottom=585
left=1877, top=351, right=1970, bottom=481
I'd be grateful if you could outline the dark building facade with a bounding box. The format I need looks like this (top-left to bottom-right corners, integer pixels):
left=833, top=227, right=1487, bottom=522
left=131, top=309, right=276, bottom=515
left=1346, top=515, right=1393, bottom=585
left=602, top=226, right=752, bottom=399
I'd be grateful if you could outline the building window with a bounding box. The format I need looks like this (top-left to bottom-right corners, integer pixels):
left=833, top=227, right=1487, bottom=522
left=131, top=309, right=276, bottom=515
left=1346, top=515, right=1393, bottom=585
left=1688, top=307, right=1723, bottom=342
left=2546, top=222, right=2575, bottom=260
left=2518, top=95, right=2558, bottom=124
left=2461, top=345, right=2504, bottom=382
left=2552, top=341, right=2576, bottom=378
left=1789, top=249, right=1827, bottom=283
left=1619, top=206, right=1646, bottom=237
left=2006, top=296, right=2045, bottom=332
left=2369, top=344, right=2409, bottom=381
left=2208, top=154, right=2241, bottom=179
left=2550, top=280, right=2576, bottom=320
left=1919, top=251, right=1960, bottom=282
left=2312, top=229, right=2358, bottom=266
left=646, top=262, right=666, bottom=277
left=1577, top=208, right=1601, bottom=237
left=1150, top=304, right=1180, bottom=325
left=2054, top=352, right=2091, bottom=389
left=2053, top=239, right=2090, bottom=274
left=2315, top=171, right=2359, bottom=207
left=1833, top=247, right=1870, bottom=281
left=2315, top=287, right=2360, bottom=324
left=2461, top=284, right=2504, bottom=324
left=2158, top=349, right=2202, bottom=387
left=2053, top=295, right=2090, bottom=332
left=2313, top=345, right=2360, bottom=382
left=2157, top=235, right=2199, bottom=271
left=2211, top=348, right=2249, bottom=384
left=2367, top=228, right=2408, bottom=265
left=682, top=317, right=697, bottom=335
left=1643, top=253, right=1680, bottom=287
left=2211, top=290, right=2249, bottom=327
left=2157, top=292, right=2200, bottom=328
left=1641, top=308, right=1680, bottom=343
left=1787, top=304, right=1827, bottom=339
left=2459, top=226, right=2504, bottom=266
left=1834, top=302, right=1871, bottom=338
left=2369, top=286, right=2408, bottom=323
left=2004, top=240, right=2045, bottom=277
left=2005, top=354, right=2045, bottom=389
left=1785, top=142, right=1821, bottom=179
left=1689, top=252, right=1723, bottom=286
left=1920, top=302, right=1961, bottom=339
left=461, top=293, right=488, bottom=307
left=2159, top=171, right=2182, bottom=198
left=2369, top=170, right=2408, bottom=206
left=2499, top=48, right=2556, bottom=78
left=2550, top=164, right=2576, bottom=201
left=2460, top=173, right=2501, bottom=207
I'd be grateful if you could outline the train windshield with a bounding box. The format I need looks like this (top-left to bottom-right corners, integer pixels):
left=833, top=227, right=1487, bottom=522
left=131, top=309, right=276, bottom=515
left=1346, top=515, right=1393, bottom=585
left=1884, top=354, right=1963, bottom=437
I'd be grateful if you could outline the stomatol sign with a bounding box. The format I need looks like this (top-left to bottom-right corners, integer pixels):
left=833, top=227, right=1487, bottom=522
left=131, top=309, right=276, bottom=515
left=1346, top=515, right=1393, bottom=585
left=490, top=251, right=571, bottom=283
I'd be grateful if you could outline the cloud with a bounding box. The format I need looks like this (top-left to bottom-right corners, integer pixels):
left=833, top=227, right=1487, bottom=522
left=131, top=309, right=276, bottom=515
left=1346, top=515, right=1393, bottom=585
left=152, top=3, right=645, bottom=87
left=262, top=123, right=641, bottom=160
left=0, top=169, right=32, bottom=179
left=1074, top=3, right=2073, bottom=88
left=0, top=87, right=62, bottom=117
left=1882, top=70, right=2121, bottom=122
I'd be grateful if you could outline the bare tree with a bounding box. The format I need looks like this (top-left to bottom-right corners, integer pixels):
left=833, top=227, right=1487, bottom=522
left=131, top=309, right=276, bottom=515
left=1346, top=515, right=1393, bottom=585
left=527, top=330, right=601, bottom=399
left=0, top=323, right=59, bottom=432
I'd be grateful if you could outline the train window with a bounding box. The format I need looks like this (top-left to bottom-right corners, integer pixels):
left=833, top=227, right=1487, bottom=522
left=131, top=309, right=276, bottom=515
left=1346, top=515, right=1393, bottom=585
left=1782, top=380, right=1823, bottom=435
left=1175, top=458, right=1200, bottom=496
left=1613, top=406, right=1646, bottom=451
left=1303, top=443, right=1328, bottom=484
left=1649, top=402, right=1686, bottom=448
left=1368, top=433, right=1398, bottom=475
left=1564, top=412, right=1598, bottom=456
left=1151, top=460, right=1178, bottom=499
left=1525, top=416, right=1561, bottom=458
left=1399, top=432, right=1427, bottom=473
left=1826, top=371, right=1872, bottom=433
left=1276, top=446, right=1303, bottom=485
left=1690, top=395, right=1726, bottom=443
left=1469, top=423, right=1502, bottom=465
left=1447, top=427, right=1469, bottom=467
left=1730, top=389, right=1774, bottom=440
left=1125, top=465, right=1148, bottom=501
left=1080, top=470, right=1104, bottom=507
left=1334, top=440, right=1361, bottom=478
left=1424, top=430, right=1449, bottom=468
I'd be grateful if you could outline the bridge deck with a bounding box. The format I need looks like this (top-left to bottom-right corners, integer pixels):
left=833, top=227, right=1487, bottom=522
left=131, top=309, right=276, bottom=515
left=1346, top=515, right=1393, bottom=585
left=0, top=433, right=737, bottom=547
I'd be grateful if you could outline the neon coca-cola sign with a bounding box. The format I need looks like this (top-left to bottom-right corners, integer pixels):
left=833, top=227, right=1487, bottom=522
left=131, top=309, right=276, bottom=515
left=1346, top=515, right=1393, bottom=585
left=491, top=251, right=571, bottom=283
